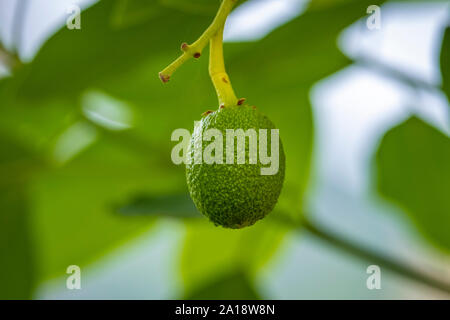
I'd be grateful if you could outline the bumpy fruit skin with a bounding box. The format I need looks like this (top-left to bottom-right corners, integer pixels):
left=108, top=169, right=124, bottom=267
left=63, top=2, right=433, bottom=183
left=186, top=105, right=285, bottom=229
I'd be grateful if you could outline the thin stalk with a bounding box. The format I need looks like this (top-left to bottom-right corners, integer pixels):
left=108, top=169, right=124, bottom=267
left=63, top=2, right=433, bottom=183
left=209, top=26, right=238, bottom=107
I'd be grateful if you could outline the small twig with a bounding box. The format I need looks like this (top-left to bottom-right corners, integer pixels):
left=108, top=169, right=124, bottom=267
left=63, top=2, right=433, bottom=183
left=270, top=212, right=450, bottom=295
left=159, top=0, right=237, bottom=83
left=299, top=217, right=450, bottom=295
left=353, top=55, right=441, bottom=92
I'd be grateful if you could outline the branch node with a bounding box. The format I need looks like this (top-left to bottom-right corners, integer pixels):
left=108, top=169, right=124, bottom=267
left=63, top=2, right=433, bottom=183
left=202, top=110, right=214, bottom=117
left=181, top=42, right=189, bottom=52
left=159, top=72, right=170, bottom=83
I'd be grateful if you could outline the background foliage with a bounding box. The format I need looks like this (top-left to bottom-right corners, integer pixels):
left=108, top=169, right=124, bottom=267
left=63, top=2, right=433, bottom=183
left=0, top=0, right=448, bottom=299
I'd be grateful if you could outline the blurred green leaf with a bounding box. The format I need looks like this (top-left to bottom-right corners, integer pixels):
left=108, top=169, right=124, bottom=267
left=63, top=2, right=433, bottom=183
left=111, top=0, right=250, bottom=29
left=0, top=98, right=79, bottom=157
left=440, top=26, right=450, bottom=103
left=181, top=218, right=287, bottom=296
left=0, top=136, right=41, bottom=299
left=186, top=271, right=260, bottom=300
left=0, top=186, right=34, bottom=299
left=29, top=136, right=185, bottom=281
left=117, top=193, right=199, bottom=218
left=111, top=0, right=161, bottom=28
left=376, top=117, right=450, bottom=251
left=161, top=0, right=222, bottom=13
left=9, top=0, right=212, bottom=100
left=113, top=0, right=222, bottom=26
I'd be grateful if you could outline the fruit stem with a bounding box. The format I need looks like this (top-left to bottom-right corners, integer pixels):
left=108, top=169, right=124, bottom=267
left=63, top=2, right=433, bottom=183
left=209, top=25, right=238, bottom=107
left=159, top=0, right=237, bottom=83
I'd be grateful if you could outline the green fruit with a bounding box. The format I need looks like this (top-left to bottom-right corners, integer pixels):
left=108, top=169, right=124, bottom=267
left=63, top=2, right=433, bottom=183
left=186, top=104, right=285, bottom=228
